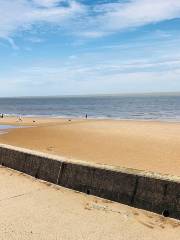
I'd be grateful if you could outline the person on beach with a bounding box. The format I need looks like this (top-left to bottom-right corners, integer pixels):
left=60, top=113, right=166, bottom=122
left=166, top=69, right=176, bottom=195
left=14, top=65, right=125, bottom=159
left=85, top=114, right=88, bottom=119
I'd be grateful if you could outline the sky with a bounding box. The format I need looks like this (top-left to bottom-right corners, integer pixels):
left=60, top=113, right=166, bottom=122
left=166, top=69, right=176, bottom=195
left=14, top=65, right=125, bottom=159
left=0, top=0, right=180, bottom=97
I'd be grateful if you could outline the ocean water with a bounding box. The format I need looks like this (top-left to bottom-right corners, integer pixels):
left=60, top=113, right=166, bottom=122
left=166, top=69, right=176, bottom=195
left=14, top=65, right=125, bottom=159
left=0, top=125, right=22, bottom=134
left=0, top=125, right=19, bottom=130
left=0, top=94, right=180, bottom=121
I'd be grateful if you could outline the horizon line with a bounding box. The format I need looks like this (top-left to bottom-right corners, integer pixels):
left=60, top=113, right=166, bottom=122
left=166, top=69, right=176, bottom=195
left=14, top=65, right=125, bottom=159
left=1, top=91, right=180, bottom=98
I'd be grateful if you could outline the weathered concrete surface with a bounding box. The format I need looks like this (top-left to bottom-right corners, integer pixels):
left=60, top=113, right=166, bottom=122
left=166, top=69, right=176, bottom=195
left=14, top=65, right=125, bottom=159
left=0, top=144, right=180, bottom=220
left=59, top=162, right=137, bottom=206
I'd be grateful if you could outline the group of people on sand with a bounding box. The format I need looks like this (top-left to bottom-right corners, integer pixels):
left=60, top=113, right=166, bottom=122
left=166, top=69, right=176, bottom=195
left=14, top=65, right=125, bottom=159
left=0, top=113, right=88, bottom=121
left=0, top=113, right=23, bottom=122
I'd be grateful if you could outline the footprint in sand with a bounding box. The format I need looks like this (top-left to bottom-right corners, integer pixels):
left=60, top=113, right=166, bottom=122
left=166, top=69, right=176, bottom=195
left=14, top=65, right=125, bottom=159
left=46, top=146, right=54, bottom=151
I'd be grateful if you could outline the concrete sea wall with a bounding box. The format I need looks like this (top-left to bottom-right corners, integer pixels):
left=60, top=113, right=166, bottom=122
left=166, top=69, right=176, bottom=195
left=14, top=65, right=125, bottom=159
left=0, top=144, right=180, bottom=220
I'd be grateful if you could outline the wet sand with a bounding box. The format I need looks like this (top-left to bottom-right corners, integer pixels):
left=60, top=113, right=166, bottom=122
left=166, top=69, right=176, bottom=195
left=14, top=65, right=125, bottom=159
left=0, top=166, right=180, bottom=239
left=0, top=117, right=180, bottom=176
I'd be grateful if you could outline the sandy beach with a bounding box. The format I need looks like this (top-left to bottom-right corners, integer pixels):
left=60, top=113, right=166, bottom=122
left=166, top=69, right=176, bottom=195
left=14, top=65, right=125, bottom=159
left=0, top=117, right=180, bottom=177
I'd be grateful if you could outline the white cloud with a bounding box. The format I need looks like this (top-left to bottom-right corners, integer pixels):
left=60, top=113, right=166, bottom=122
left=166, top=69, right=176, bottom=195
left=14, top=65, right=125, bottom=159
left=26, top=36, right=45, bottom=43
left=1, top=41, right=180, bottom=96
left=2, top=64, right=180, bottom=96
left=6, top=37, right=19, bottom=50
left=0, top=0, right=85, bottom=38
left=104, top=0, right=180, bottom=31
left=32, top=0, right=61, bottom=8
left=0, top=0, right=180, bottom=40
left=11, top=53, right=180, bottom=84
left=78, top=0, right=180, bottom=37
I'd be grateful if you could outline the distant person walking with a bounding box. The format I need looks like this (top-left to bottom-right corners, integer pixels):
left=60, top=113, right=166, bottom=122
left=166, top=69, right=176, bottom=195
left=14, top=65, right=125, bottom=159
left=85, top=114, right=88, bottom=119
left=18, top=116, right=22, bottom=122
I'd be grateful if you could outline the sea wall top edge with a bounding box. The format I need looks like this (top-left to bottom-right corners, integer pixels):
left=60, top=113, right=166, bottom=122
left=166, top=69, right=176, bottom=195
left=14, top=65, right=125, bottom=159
left=0, top=143, right=180, bottom=184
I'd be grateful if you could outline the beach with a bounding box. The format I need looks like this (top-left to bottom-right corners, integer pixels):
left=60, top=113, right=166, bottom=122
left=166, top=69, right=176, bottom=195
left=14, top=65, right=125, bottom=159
left=1, top=0, right=180, bottom=237
left=0, top=117, right=180, bottom=238
left=0, top=117, right=180, bottom=176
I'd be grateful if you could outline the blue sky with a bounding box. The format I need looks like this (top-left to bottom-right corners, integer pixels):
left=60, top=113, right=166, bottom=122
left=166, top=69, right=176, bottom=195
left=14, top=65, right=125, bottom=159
left=0, top=0, right=180, bottom=96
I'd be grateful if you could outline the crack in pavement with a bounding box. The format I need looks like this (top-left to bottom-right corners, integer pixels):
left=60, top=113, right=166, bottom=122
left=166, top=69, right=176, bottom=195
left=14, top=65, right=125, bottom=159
left=0, top=188, right=42, bottom=203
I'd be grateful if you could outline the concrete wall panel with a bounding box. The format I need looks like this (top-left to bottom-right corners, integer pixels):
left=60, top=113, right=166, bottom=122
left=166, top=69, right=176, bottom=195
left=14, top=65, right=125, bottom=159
left=0, top=144, right=180, bottom=220
left=38, top=157, right=62, bottom=184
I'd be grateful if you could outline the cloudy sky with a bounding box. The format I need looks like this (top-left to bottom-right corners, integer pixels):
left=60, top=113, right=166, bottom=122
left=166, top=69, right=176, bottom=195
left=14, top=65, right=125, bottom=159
left=0, top=0, right=180, bottom=96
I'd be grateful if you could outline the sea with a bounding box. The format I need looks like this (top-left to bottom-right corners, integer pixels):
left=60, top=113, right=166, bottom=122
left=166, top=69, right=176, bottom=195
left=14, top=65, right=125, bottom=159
left=0, top=94, right=180, bottom=121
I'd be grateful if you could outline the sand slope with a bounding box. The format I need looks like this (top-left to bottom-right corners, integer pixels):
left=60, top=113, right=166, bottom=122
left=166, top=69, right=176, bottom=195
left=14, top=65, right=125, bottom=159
left=0, top=117, right=180, bottom=176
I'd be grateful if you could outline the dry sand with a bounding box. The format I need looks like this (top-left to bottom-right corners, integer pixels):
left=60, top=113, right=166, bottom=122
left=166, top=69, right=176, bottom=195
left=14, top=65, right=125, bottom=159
left=0, top=166, right=180, bottom=240
left=0, top=116, right=180, bottom=176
